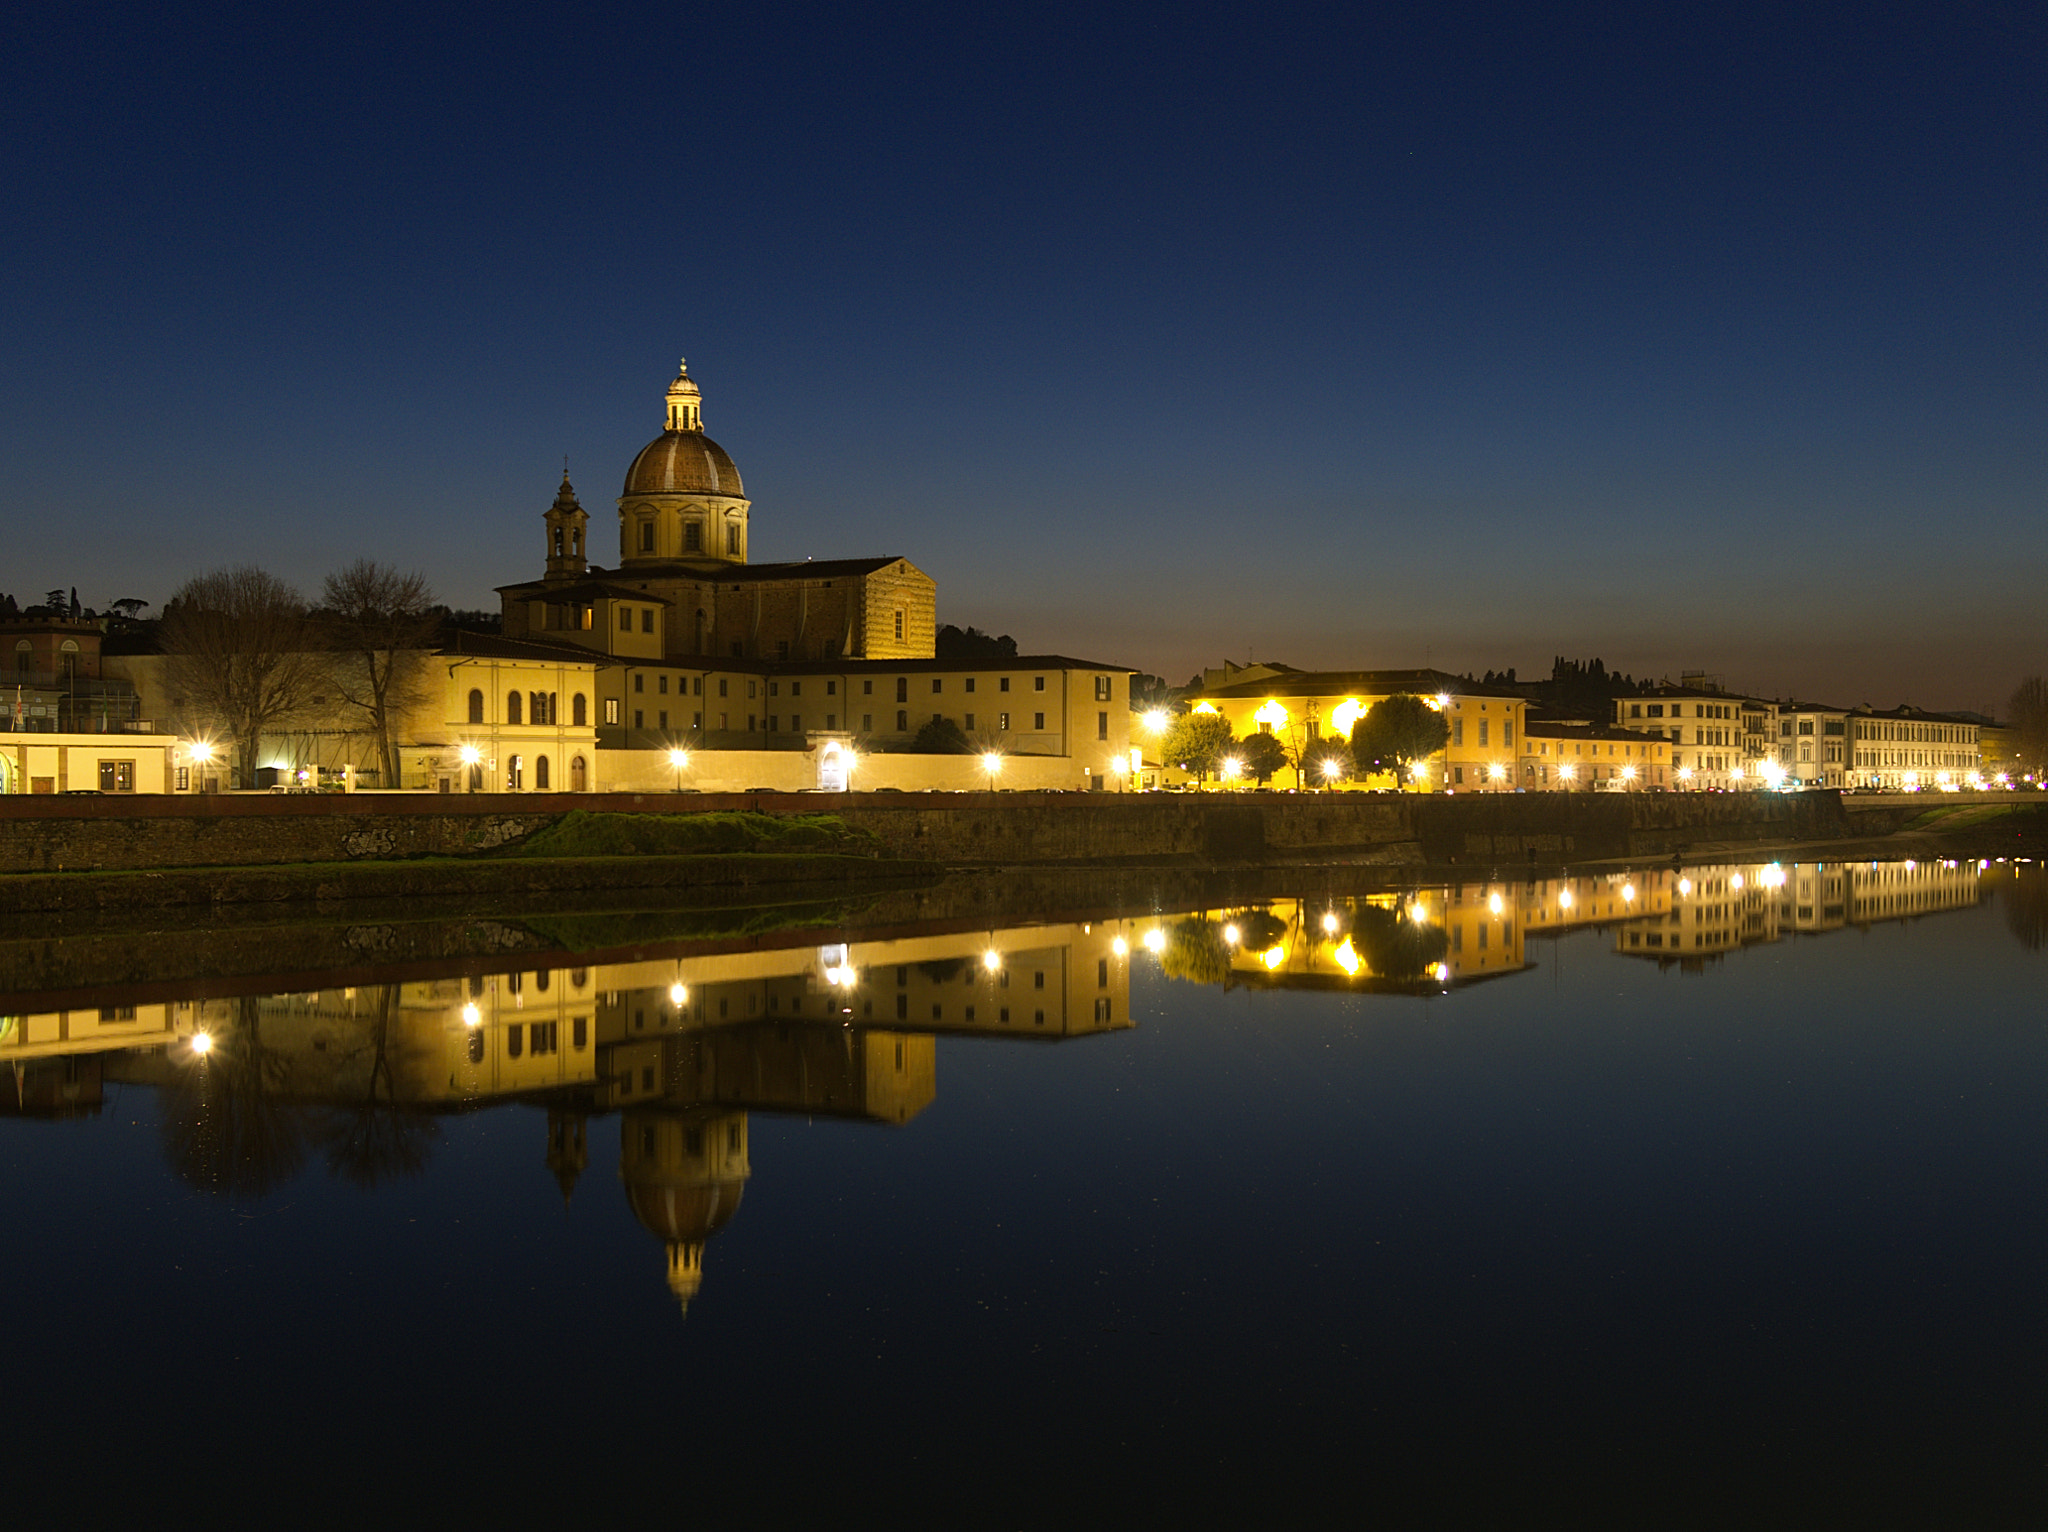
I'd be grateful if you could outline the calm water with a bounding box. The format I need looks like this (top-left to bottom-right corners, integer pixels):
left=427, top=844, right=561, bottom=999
left=5, top=859, right=2045, bottom=1524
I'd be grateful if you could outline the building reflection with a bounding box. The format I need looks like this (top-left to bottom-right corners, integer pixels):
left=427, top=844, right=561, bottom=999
left=1, top=918, right=1136, bottom=1313
left=1127, top=856, right=2009, bottom=992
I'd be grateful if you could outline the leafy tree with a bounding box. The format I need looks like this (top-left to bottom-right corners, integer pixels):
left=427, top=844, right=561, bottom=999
left=1238, top=730, right=1288, bottom=784
left=2009, top=676, right=2048, bottom=776
left=318, top=560, right=440, bottom=787
left=910, top=715, right=972, bottom=753
left=160, top=565, right=322, bottom=789
left=935, top=623, right=1018, bottom=660
left=1299, top=736, right=1354, bottom=786
left=1130, top=673, right=1177, bottom=712
left=1160, top=711, right=1235, bottom=782
left=1349, top=693, right=1449, bottom=784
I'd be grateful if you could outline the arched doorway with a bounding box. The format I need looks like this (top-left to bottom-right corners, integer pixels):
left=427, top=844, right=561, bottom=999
left=570, top=755, right=587, bottom=792
left=535, top=755, right=550, bottom=790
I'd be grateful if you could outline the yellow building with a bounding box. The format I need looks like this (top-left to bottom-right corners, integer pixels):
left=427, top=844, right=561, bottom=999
left=1180, top=667, right=1528, bottom=791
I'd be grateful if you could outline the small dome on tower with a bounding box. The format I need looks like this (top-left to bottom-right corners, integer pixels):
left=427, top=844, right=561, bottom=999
left=625, top=358, right=744, bottom=496
left=666, top=359, right=701, bottom=399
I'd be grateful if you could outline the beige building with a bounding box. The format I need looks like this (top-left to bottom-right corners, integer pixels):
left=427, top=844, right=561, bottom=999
left=1519, top=719, right=1671, bottom=789
left=1613, top=682, right=1772, bottom=789
left=1846, top=705, right=1982, bottom=789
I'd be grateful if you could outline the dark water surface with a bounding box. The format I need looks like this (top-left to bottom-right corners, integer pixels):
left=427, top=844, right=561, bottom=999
left=5, top=860, right=2044, bottom=1524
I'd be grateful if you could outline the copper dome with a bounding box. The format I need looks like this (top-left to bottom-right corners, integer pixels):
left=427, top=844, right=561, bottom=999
left=622, top=431, right=744, bottom=498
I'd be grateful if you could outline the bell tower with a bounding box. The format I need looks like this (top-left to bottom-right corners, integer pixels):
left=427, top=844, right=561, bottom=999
left=544, top=472, right=589, bottom=580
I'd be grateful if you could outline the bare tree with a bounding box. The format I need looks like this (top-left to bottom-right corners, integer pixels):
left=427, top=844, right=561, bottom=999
left=160, top=565, right=322, bottom=788
left=2009, top=676, right=2048, bottom=777
left=318, top=560, right=439, bottom=787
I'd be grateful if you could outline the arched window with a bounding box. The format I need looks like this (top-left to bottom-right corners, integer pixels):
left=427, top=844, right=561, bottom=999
left=466, top=1030, right=485, bottom=1065
left=468, top=688, right=484, bottom=724
left=535, top=754, right=550, bottom=790
left=506, top=691, right=522, bottom=725
left=572, top=693, right=587, bottom=727
left=639, top=521, right=655, bottom=552
left=570, top=755, right=587, bottom=791
left=507, top=754, right=523, bottom=789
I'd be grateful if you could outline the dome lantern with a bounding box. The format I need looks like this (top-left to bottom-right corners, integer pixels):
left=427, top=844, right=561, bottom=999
left=665, top=359, right=703, bottom=432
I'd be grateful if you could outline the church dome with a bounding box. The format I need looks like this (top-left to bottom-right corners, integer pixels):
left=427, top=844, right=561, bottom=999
left=622, top=431, right=744, bottom=497
left=624, top=1174, right=745, bottom=1243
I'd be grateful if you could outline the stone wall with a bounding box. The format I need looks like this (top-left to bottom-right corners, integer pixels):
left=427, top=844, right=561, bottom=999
left=0, top=787, right=1942, bottom=876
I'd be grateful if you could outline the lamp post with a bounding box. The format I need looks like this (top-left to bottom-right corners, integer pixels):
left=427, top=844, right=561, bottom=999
left=188, top=740, right=215, bottom=794
left=982, top=750, right=1002, bottom=795
left=459, top=744, right=482, bottom=793
left=668, top=748, right=690, bottom=792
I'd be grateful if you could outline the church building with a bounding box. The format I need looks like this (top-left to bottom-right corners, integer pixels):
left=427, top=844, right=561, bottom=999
left=497, top=360, right=937, bottom=664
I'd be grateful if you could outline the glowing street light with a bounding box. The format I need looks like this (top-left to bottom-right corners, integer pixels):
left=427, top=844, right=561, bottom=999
left=1142, top=928, right=1166, bottom=955
left=668, top=748, right=690, bottom=792
left=1320, top=911, right=1340, bottom=934
left=669, top=982, right=687, bottom=1007
left=1222, top=924, right=1242, bottom=946
left=982, top=948, right=1003, bottom=972
left=1220, top=756, right=1243, bottom=786
left=190, top=1031, right=214, bottom=1056
left=981, top=751, right=1003, bottom=792
left=1320, top=756, right=1342, bottom=790
left=1111, top=936, right=1129, bottom=957
left=459, top=743, right=482, bottom=792
left=1141, top=709, right=1169, bottom=734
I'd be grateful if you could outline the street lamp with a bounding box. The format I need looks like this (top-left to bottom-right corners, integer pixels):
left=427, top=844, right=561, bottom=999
left=187, top=739, right=215, bottom=794
left=459, top=744, right=482, bottom=792
left=1320, top=756, right=1342, bottom=792
left=1108, top=754, right=1127, bottom=793
left=668, top=748, right=690, bottom=792
left=982, top=750, right=1002, bottom=793
left=1220, top=755, right=1243, bottom=788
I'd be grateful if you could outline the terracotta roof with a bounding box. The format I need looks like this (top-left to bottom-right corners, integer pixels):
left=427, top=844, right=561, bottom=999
left=621, top=430, right=744, bottom=497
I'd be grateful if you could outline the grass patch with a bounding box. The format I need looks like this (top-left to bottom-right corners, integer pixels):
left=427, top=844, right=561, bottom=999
left=505, top=809, right=882, bottom=859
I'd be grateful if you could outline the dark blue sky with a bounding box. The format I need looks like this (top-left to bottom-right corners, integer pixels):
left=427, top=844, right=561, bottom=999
left=6, top=2, right=2042, bottom=709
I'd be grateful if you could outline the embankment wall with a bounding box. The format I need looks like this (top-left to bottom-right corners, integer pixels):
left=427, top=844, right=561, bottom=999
left=0, top=788, right=1938, bottom=875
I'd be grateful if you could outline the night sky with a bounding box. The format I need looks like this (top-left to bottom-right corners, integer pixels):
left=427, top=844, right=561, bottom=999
left=7, top=2, right=2043, bottom=711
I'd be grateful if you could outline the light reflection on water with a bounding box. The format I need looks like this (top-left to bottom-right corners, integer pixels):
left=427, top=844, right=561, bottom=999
left=2, top=857, right=2043, bottom=1519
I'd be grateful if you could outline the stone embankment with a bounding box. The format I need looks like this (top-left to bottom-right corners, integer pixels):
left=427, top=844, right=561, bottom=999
left=0, top=785, right=1959, bottom=878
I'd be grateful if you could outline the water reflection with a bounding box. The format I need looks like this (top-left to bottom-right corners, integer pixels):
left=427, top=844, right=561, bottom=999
left=1130, top=856, right=2024, bottom=991
left=2, top=858, right=2038, bottom=1314
left=2, top=918, right=1135, bottom=1313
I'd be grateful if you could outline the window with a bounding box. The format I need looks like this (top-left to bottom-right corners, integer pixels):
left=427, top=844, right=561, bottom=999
left=658, top=710, right=668, bottom=729
left=999, top=677, right=1011, bottom=692
left=97, top=760, right=135, bottom=792
left=727, top=525, right=740, bottom=554
left=862, top=714, right=873, bottom=731
left=964, top=713, right=975, bottom=730
left=603, top=698, right=620, bottom=724
left=1034, top=676, right=1045, bottom=691
left=639, top=522, right=654, bottom=552
left=718, top=678, right=728, bottom=697
left=507, top=755, right=523, bottom=788
left=998, top=711, right=1010, bottom=730
left=1452, top=719, right=1463, bottom=747
left=1479, top=720, right=1488, bottom=748
left=1033, top=712, right=1045, bottom=730
left=619, top=607, right=632, bottom=631
left=175, top=765, right=190, bottom=791
left=535, top=755, right=549, bottom=789
left=507, top=692, right=523, bottom=725
left=1630, top=704, right=1642, bottom=718
left=932, top=678, right=943, bottom=694
left=572, top=693, right=587, bottom=726
left=633, top=709, right=643, bottom=729
left=1648, top=704, right=1663, bottom=717
left=791, top=682, right=802, bottom=697
left=659, top=675, right=669, bottom=694
left=862, top=679, right=873, bottom=695
left=1094, top=676, right=1112, bottom=701
left=684, top=522, right=701, bottom=551
left=1098, top=711, right=1109, bottom=740
left=894, top=611, right=904, bottom=640
left=634, top=673, right=644, bottom=693
left=1503, top=720, right=1513, bottom=747
left=826, top=681, right=836, bottom=695
left=964, top=678, right=976, bottom=693
left=641, top=609, right=654, bottom=633
left=896, top=677, right=908, bottom=703
left=747, top=681, right=757, bottom=698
